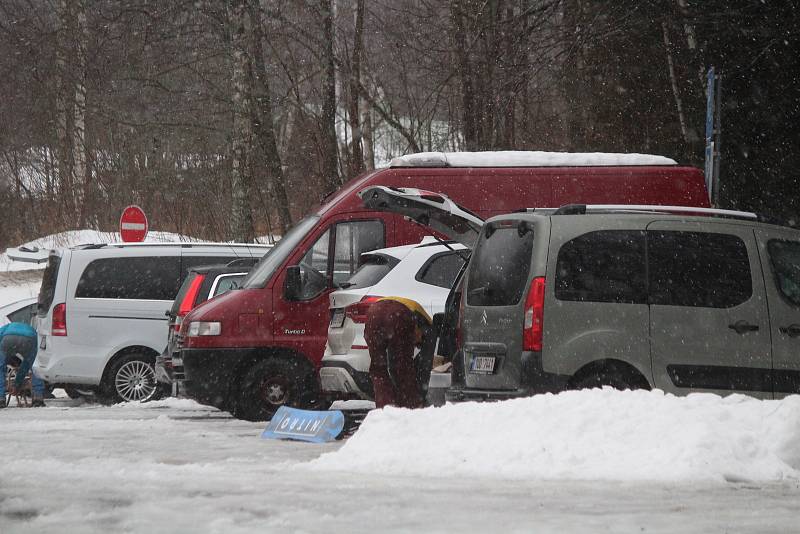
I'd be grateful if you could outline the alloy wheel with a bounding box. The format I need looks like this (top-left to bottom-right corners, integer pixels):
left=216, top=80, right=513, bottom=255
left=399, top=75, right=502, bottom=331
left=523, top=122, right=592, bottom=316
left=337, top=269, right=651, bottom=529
left=114, top=360, right=157, bottom=402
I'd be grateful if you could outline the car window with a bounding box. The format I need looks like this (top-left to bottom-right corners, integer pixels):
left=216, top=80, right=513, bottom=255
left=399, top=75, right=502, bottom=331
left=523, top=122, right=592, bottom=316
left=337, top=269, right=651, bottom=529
left=333, top=220, right=384, bottom=286
left=298, top=229, right=332, bottom=300
left=767, top=239, right=800, bottom=306
left=417, top=251, right=467, bottom=289
left=38, top=254, right=61, bottom=316
left=648, top=231, right=751, bottom=308
left=8, top=303, right=37, bottom=326
left=555, top=231, right=647, bottom=304
left=467, top=224, right=534, bottom=306
left=345, top=254, right=399, bottom=289
left=212, top=274, right=245, bottom=297
left=76, top=256, right=182, bottom=300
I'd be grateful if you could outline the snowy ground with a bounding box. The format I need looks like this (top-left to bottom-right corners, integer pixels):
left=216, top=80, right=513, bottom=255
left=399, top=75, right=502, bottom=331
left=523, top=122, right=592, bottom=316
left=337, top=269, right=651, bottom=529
left=2, top=395, right=799, bottom=534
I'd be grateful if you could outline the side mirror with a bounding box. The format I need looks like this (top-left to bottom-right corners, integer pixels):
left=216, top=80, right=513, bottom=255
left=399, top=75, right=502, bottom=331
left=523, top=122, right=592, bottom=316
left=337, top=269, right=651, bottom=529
left=285, top=265, right=302, bottom=301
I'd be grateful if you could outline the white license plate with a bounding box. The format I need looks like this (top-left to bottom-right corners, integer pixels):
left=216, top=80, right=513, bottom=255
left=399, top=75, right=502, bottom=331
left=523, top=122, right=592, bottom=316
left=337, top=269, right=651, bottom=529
left=39, top=335, right=46, bottom=350
left=470, top=355, right=496, bottom=374
left=330, top=309, right=346, bottom=328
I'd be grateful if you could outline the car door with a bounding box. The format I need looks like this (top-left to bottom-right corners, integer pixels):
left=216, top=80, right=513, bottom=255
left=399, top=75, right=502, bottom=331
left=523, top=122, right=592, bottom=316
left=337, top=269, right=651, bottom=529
left=647, top=221, right=772, bottom=397
left=273, top=217, right=387, bottom=362
left=754, top=228, right=800, bottom=397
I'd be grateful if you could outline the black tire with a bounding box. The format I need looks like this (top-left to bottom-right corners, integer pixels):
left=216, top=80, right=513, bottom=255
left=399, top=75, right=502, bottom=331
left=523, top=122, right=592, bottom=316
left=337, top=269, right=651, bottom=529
left=102, top=354, right=163, bottom=403
left=235, top=357, right=317, bottom=422
left=570, top=361, right=650, bottom=391
left=63, top=387, right=84, bottom=399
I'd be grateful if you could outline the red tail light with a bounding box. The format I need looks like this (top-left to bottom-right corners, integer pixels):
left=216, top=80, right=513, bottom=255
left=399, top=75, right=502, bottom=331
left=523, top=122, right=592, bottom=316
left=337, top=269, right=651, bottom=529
left=523, top=277, right=545, bottom=352
left=175, top=274, right=206, bottom=331
left=344, top=296, right=382, bottom=324
left=52, top=302, right=67, bottom=336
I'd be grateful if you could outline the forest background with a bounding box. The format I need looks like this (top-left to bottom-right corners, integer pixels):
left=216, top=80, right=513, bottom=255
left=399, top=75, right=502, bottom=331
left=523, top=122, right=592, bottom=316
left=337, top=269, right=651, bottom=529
left=1, top=0, right=797, bottom=247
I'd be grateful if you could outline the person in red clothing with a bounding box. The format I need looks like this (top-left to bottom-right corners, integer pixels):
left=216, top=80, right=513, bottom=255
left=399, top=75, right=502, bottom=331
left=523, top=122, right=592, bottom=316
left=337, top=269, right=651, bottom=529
left=363, top=297, right=431, bottom=409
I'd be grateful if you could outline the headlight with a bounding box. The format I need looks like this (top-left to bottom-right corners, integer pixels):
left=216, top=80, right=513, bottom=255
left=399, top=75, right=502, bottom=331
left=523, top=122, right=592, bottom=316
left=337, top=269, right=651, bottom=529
left=187, top=321, right=221, bottom=336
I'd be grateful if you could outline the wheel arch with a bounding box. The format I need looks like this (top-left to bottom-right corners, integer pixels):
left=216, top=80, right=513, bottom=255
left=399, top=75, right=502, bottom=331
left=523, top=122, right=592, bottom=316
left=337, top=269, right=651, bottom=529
left=101, top=345, right=160, bottom=388
left=567, top=358, right=652, bottom=390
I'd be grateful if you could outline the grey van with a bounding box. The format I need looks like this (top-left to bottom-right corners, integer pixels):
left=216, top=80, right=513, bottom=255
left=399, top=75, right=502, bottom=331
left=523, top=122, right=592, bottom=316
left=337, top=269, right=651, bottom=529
left=361, top=187, right=800, bottom=401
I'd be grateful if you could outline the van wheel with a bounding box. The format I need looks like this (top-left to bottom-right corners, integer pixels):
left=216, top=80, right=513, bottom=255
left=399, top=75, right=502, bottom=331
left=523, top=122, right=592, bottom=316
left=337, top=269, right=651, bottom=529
left=235, top=358, right=315, bottom=422
left=570, top=361, right=650, bottom=391
left=104, top=354, right=162, bottom=403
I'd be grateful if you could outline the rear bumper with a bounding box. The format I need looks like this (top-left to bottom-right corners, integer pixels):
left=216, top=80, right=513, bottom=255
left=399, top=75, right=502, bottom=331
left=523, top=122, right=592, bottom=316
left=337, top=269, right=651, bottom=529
left=181, top=348, right=251, bottom=409
left=448, top=351, right=569, bottom=402
left=319, top=361, right=373, bottom=399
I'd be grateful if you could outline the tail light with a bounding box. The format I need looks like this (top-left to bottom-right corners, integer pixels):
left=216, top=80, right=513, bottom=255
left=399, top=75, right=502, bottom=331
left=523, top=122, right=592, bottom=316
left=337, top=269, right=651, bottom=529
left=344, top=296, right=382, bottom=323
left=523, top=277, right=545, bottom=352
left=174, top=274, right=206, bottom=332
left=52, top=302, right=67, bottom=336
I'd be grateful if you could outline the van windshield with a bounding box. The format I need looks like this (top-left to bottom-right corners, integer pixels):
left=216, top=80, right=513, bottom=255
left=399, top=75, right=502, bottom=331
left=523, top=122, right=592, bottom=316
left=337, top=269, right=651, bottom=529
left=242, top=215, right=321, bottom=289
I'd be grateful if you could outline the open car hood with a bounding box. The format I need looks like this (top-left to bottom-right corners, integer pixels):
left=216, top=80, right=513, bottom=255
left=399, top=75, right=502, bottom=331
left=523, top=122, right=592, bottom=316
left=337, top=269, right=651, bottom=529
left=358, top=186, right=484, bottom=246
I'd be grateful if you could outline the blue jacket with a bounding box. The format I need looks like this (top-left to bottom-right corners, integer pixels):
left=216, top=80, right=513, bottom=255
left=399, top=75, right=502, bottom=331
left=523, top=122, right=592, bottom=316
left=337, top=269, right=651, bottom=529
left=0, top=322, right=37, bottom=339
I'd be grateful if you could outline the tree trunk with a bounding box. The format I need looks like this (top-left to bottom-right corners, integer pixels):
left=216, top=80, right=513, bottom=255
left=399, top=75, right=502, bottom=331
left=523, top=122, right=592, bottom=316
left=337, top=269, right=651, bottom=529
left=347, top=0, right=365, bottom=177
left=228, top=0, right=255, bottom=242
left=249, top=0, right=292, bottom=233
left=450, top=0, right=477, bottom=151
left=73, top=0, right=89, bottom=228
left=320, top=0, right=339, bottom=190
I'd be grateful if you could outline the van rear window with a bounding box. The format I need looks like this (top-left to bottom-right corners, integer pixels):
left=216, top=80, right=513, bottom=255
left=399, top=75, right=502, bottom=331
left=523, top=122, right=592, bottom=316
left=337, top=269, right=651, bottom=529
left=467, top=224, right=534, bottom=306
left=38, top=254, right=61, bottom=316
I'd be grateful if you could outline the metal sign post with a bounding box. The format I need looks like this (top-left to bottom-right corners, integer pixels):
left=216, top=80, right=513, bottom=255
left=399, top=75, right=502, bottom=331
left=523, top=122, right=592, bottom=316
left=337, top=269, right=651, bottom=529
left=705, top=68, right=722, bottom=207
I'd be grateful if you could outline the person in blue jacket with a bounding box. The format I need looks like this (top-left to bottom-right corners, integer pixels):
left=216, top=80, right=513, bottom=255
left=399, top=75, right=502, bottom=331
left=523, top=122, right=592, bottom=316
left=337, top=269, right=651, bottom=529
left=0, top=322, right=45, bottom=408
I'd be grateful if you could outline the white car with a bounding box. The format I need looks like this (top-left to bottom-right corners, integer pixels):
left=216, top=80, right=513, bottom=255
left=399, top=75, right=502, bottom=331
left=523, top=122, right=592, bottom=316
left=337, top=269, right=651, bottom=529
left=0, top=297, right=37, bottom=327
left=320, top=237, right=467, bottom=399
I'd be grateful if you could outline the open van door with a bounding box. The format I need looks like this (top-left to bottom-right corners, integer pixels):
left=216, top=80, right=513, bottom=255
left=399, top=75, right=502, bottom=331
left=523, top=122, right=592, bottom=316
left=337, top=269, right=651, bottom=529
left=359, top=186, right=484, bottom=246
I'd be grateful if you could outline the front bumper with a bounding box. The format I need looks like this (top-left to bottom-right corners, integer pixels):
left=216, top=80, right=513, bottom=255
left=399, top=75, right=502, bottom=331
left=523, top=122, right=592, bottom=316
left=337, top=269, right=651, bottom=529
left=181, top=348, right=251, bottom=409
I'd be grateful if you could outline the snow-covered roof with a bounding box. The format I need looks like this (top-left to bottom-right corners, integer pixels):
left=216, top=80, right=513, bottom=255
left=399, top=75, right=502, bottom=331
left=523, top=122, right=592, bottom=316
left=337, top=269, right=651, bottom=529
left=388, top=151, right=678, bottom=168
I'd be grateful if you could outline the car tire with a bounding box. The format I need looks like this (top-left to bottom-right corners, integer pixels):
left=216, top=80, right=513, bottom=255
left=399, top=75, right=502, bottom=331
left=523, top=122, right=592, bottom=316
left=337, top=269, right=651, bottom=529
left=235, top=357, right=315, bottom=422
left=103, top=354, right=162, bottom=403
left=63, top=387, right=84, bottom=399
left=570, top=361, right=649, bottom=391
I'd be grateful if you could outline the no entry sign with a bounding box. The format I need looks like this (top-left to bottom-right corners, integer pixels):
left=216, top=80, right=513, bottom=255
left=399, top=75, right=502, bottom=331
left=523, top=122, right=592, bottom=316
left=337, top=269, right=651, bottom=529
left=120, top=205, right=148, bottom=242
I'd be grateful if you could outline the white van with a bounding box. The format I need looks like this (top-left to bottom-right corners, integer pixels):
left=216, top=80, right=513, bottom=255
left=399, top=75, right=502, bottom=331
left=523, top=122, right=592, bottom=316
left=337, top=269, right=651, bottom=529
left=34, top=242, right=271, bottom=402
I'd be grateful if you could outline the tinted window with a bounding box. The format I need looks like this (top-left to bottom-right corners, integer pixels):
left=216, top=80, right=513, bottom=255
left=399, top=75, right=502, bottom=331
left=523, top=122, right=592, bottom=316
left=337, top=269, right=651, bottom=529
left=417, top=252, right=467, bottom=289
left=467, top=225, right=534, bottom=306
left=345, top=254, right=399, bottom=289
left=767, top=240, right=800, bottom=306
left=555, top=231, right=647, bottom=304
left=38, top=254, right=61, bottom=316
left=76, top=256, right=181, bottom=300
left=8, top=303, right=37, bottom=326
left=649, top=231, right=751, bottom=308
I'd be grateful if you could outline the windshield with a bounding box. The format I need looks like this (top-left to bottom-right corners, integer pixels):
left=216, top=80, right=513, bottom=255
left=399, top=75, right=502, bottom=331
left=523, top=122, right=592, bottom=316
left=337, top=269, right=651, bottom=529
left=242, top=215, right=320, bottom=289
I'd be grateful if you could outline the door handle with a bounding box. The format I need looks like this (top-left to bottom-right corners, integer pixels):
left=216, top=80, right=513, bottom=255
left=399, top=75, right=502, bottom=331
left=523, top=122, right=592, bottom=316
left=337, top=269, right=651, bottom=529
left=728, top=320, right=760, bottom=334
left=779, top=324, right=800, bottom=338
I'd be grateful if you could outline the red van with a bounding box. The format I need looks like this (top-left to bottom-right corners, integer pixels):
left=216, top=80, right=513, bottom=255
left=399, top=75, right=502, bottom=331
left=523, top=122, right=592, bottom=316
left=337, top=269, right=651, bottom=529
left=180, top=151, right=710, bottom=420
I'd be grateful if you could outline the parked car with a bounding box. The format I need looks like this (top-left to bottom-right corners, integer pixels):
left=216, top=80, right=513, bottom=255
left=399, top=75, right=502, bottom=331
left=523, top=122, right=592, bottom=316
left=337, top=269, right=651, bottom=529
left=181, top=150, right=710, bottom=421
left=155, top=258, right=261, bottom=393
left=320, top=237, right=467, bottom=400
left=34, top=242, right=271, bottom=403
left=364, top=186, right=800, bottom=400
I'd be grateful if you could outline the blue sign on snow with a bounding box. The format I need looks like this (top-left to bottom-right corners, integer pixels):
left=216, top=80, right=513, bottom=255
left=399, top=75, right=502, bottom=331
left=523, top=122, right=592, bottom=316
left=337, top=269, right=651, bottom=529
left=261, top=406, right=345, bottom=443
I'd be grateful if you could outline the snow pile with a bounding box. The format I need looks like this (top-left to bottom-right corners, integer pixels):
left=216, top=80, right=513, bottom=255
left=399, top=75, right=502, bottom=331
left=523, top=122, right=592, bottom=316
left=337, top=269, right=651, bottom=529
left=310, top=389, right=800, bottom=483
left=389, top=151, right=678, bottom=168
left=1, top=229, right=198, bottom=271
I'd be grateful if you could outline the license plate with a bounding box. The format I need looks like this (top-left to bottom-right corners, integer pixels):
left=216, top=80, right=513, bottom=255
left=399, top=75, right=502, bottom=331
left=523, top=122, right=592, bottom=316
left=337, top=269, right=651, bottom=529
left=330, top=309, right=346, bottom=328
left=172, top=357, right=183, bottom=366
left=470, top=355, right=496, bottom=374
left=39, top=335, right=46, bottom=350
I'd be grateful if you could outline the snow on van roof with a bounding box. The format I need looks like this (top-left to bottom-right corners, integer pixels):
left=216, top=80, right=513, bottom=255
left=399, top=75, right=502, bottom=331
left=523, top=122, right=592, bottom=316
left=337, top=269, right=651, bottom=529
left=388, top=151, right=678, bottom=168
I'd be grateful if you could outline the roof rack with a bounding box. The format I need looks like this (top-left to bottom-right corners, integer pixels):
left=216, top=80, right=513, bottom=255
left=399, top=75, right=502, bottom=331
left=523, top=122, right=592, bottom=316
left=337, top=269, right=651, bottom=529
left=548, top=204, right=781, bottom=224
